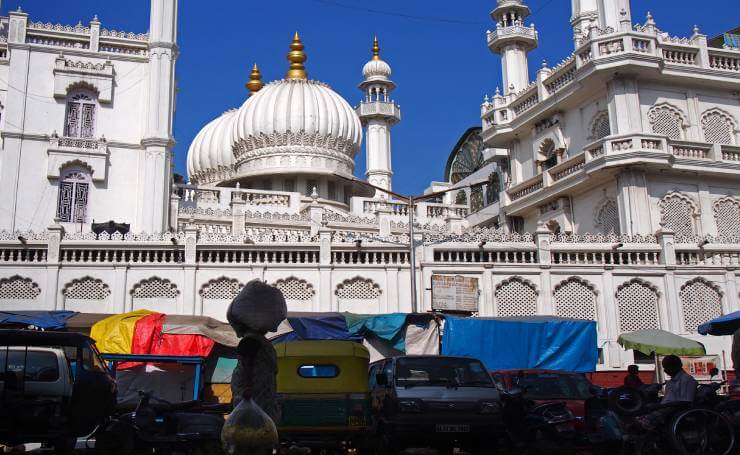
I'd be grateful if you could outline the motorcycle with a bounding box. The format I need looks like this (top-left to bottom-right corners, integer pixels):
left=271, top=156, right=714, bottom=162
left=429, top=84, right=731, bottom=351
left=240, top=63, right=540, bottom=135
left=501, top=388, right=578, bottom=454
left=95, top=391, right=228, bottom=455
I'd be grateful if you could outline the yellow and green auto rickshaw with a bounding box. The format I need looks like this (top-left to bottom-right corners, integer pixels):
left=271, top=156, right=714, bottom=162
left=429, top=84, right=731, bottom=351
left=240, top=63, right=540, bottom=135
left=275, top=340, right=371, bottom=452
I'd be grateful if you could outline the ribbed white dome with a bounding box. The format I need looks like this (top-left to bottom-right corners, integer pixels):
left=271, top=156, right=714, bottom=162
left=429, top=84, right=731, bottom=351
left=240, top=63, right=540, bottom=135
left=232, top=78, right=362, bottom=157
left=186, top=109, right=237, bottom=183
left=362, top=58, right=392, bottom=82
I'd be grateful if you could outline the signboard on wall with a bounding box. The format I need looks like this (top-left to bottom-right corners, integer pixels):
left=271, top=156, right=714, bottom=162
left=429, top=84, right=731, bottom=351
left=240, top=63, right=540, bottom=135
left=431, top=275, right=479, bottom=312
left=656, top=355, right=723, bottom=383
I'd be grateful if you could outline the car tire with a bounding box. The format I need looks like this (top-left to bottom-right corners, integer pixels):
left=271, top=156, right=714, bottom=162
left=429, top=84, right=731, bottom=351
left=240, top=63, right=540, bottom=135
left=95, top=421, right=137, bottom=455
left=53, top=435, right=77, bottom=455
left=374, top=423, right=399, bottom=455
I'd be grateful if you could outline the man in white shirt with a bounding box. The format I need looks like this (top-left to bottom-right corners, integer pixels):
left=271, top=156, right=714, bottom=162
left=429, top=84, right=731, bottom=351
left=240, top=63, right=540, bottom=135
left=636, top=355, right=697, bottom=430
left=661, top=355, right=698, bottom=404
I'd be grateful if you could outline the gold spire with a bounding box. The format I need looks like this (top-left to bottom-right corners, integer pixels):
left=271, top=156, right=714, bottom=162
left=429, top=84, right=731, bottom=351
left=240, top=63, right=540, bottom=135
left=286, top=31, right=308, bottom=80
left=246, top=63, right=264, bottom=95
left=372, top=36, right=380, bottom=60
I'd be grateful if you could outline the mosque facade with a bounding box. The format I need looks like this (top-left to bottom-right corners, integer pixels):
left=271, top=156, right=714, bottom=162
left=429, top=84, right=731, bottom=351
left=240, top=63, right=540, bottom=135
left=0, top=0, right=738, bottom=370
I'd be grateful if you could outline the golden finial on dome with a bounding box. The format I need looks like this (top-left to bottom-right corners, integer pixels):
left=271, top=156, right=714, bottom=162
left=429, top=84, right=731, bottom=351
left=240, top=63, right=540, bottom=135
left=286, top=31, right=308, bottom=80
left=372, top=36, right=381, bottom=60
left=246, top=63, right=264, bottom=95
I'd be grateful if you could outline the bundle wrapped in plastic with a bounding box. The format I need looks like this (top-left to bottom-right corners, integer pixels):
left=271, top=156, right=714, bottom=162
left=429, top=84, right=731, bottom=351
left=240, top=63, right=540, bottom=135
left=227, top=279, right=287, bottom=336
left=221, top=393, right=279, bottom=455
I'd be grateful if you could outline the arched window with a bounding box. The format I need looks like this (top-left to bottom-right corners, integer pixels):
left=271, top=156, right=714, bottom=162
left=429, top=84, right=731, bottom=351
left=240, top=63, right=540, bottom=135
left=680, top=278, right=723, bottom=333
left=486, top=173, right=500, bottom=205
left=589, top=111, right=611, bottom=141
left=56, top=169, right=91, bottom=223
left=648, top=104, right=685, bottom=140
left=713, top=196, right=740, bottom=240
left=537, top=139, right=561, bottom=172
left=701, top=109, right=736, bottom=145
left=455, top=190, right=468, bottom=205
left=470, top=186, right=484, bottom=212
left=658, top=192, right=697, bottom=240
left=616, top=279, right=660, bottom=332
left=495, top=277, right=538, bottom=317
left=274, top=277, right=315, bottom=301
left=65, top=92, right=96, bottom=138
left=594, top=199, right=620, bottom=235
left=554, top=277, right=597, bottom=321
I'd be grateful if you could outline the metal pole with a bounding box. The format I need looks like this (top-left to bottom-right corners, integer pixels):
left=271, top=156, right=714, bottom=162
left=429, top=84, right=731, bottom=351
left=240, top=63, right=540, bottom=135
left=408, top=198, right=418, bottom=314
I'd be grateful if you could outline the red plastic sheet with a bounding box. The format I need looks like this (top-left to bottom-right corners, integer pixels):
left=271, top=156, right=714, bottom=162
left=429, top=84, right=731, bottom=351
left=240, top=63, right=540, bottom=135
left=118, top=313, right=215, bottom=369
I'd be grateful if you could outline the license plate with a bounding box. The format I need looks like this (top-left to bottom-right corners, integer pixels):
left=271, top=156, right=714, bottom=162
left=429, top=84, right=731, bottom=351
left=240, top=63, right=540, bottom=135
left=556, top=422, right=574, bottom=432
left=436, top=424, right=470, bottom=433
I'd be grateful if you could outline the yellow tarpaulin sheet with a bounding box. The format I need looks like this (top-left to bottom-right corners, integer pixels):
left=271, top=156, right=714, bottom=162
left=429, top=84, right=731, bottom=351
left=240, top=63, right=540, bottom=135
left=90, top=309, right=156, bottom=354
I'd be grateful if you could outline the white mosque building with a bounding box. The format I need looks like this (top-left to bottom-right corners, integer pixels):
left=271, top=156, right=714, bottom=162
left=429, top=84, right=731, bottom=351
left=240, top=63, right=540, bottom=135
left=0, top=0, right=738, bottom=371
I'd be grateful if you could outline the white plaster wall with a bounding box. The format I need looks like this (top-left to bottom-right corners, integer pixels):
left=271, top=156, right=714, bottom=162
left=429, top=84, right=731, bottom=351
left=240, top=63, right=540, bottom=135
left=571, top=181, right=618, bottom=233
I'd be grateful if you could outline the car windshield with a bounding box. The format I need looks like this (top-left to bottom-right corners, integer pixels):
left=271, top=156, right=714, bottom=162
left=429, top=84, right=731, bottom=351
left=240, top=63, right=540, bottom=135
left=513, top=373, right=593, bottom=400
left=395, top=357, right=493, bottom=388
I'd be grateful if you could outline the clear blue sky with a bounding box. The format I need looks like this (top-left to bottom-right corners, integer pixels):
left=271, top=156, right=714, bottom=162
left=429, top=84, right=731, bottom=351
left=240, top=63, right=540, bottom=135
left=10, top=0, right=738, bottom=195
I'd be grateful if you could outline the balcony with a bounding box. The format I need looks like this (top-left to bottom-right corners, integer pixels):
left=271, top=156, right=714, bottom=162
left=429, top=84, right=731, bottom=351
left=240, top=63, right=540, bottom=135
left=481, top=28, right=740, bottom=143
left=47, top=135, right=108, bottom=182
left=503, top=134, right=740, bottom=212
left=356, top=101, right=401, bottom=123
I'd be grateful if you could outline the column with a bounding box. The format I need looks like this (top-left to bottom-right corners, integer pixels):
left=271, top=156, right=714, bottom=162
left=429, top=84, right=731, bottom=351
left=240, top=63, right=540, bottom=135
left=617, top=169, right=653, bottom=235
left=385, top=268, right=399, bottom=313
left=139, top=0, right=178, bottom=233
left=45, top=225, right=63, bottom=310
left=169, top=189, right=181, bottom=232
left=184, top=267, right=197, bottom=315
left=115, top=267, right=130, bottom=313
left=662, top=271, right=682, bottom=333
left=0, top=9, right=29, bottom=231
left=602, top=270, right=623, bottom=368
left=230, top=196, right=246, bottom=235
left=607, top=77, right=641, bottom=135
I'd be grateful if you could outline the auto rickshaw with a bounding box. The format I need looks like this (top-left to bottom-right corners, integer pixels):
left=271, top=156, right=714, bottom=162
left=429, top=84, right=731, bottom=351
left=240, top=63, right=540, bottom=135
left=275, top=340, right=371, bottom=452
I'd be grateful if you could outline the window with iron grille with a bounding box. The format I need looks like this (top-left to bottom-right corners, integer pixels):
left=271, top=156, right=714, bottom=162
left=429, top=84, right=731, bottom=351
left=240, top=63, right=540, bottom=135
left=283, top=179, right=295, bottom=192
left=328, top=182, right=336, bottom=200
left=65, top=92, right=96, bottom=138
left=56, top=170, right=90, bottom=223
left=306, top=179, right=318, bottom=197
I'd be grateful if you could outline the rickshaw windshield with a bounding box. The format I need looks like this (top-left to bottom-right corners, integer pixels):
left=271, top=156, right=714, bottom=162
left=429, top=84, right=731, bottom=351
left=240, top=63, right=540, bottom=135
left=396, top=358, right=493, bottom=388
left=0, top=346, right=61, bottom=382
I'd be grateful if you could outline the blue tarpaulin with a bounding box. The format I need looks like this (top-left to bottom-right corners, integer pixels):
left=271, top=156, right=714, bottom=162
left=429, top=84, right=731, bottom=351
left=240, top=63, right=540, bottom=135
left=698, top=311, right=740, bottom=336
left=345, top=313, right=409, bottom=350
left=271, top=313, right=362, bottom=344
left=441, top=316, right=598, bottom=373
left=0, top=311, right=78, bottom=330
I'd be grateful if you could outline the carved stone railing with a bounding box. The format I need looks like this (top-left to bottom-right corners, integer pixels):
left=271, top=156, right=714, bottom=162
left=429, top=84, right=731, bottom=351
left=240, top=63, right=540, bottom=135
left=0, top=229, right=737, bottom=275
left=20, top=14, right=148, bottom=57
left=548, top=154, right=586, bottom=182
left=508, top=175, right=543, bottom=201
left=503, top=134, right=740, bottom=206
left=543, top=58, right=576, bottom=95
left=481, top=27, right=740, bottom=135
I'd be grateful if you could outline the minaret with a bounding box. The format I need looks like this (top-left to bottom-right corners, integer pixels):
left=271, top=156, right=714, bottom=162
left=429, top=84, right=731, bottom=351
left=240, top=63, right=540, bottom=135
left=357, top=37, right=401, bottom=197
left=139, top=0, right=178, bottom=232
left=571, top=0, right=599, bottom=47
left=487, top=0, right=538, bottom=95
left=596, top=0, right=632, bottom=32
